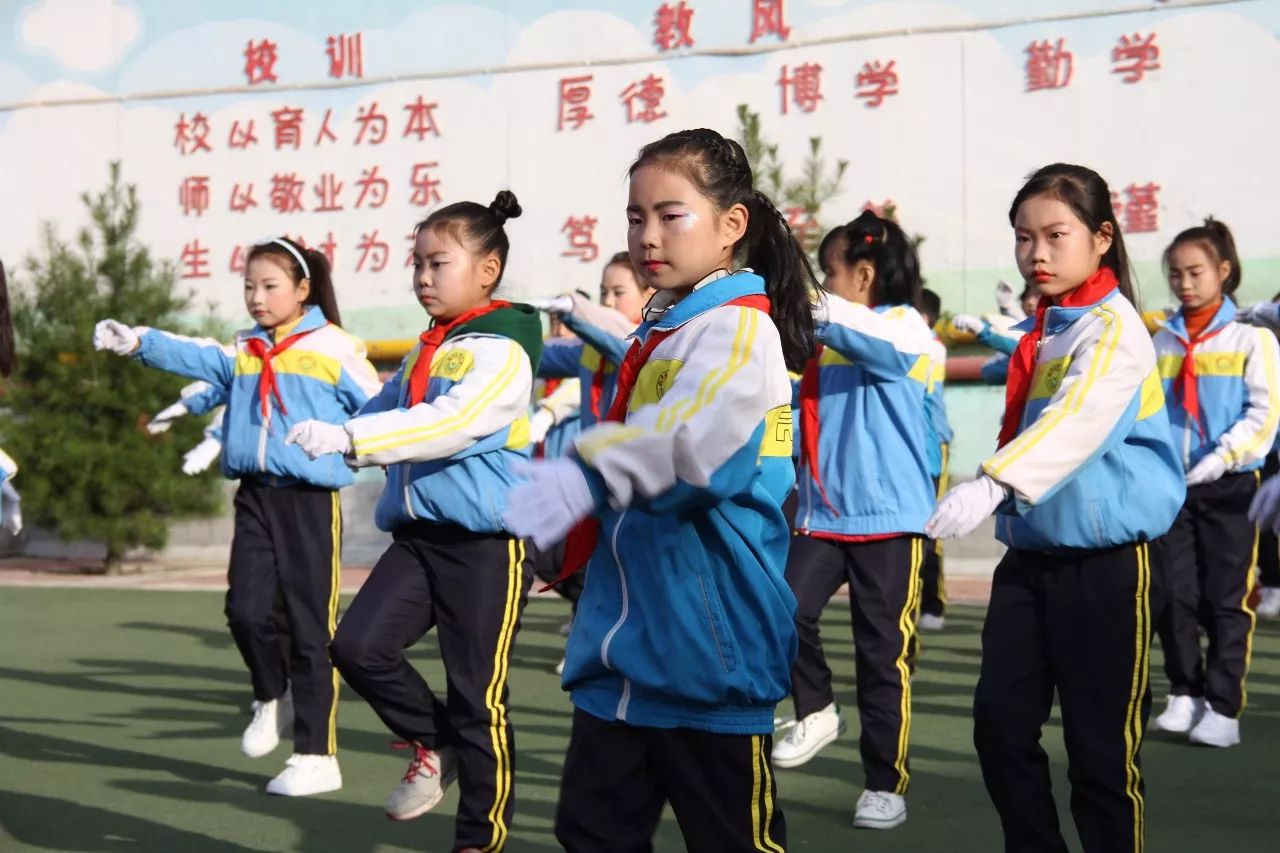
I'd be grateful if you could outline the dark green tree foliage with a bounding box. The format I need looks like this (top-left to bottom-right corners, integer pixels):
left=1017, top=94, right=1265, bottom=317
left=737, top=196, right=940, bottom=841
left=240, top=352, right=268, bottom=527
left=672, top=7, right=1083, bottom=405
left=0, top=163, right=223, bottom=569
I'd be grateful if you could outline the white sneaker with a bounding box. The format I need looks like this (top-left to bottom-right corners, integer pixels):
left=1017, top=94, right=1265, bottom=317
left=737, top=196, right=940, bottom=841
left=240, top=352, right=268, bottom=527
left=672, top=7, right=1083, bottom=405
left=854, top=789, right=907, bottom=830
left=386, top=743, right=459, bottom=821
left=772, top=703, right=844, bottom=769
left=265, top=754, right=342, bottom=796
left=555, top=657, right=565, bottom=676
left=919, top=613, right=945, bottom=631
left=1153, top=695, right=1204, bottom=734
left=242, top=692, right=292, bottom=758
left=1257, top=587, right=1280, bottom=619
left=1189, top=706, right=1241, bottom=748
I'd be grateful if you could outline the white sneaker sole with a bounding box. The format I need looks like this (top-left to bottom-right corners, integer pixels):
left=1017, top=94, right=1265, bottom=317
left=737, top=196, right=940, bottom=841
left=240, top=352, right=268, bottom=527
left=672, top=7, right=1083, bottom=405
left=387, top=788, right=446, bottom=821
left=266, top=776, right=343, bottom=797
left=1189, top=730, right=1240, bottom=748
left=773, top=720, right=846, bottom=769
left=242, top=734, right=280, bottom=759
left=1152, top=715, right=1193, bottom=734
left=854, top=809, right=907, bottom=830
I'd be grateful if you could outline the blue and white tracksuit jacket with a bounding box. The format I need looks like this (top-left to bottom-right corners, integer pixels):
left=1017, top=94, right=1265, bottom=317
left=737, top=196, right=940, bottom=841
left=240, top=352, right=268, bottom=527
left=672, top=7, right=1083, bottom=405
left=563, top=270, right=798, bottom=735
left=133, top=306, right=382, bottom=488
left=982, top=289, right=1185, bottom=552
left=345, top=330, right=536, bottom=533
left=795, top=295, right=937, bottom=537
left=538, top=297, right=635, bottom=431
left=1152, top=298, right=1280, bottom=475
left=925, top=335, right=953, bottom=481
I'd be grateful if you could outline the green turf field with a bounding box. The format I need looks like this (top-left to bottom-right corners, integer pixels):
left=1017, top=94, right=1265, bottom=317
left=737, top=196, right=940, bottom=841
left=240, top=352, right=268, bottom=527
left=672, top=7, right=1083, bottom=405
left=0, top=588, right=1276, bottom=851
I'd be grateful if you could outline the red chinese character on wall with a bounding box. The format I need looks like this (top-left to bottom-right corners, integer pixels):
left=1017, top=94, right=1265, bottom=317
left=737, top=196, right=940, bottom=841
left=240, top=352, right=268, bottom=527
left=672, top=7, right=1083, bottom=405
left=779, top=63, right=823, bottom=115
left=1112, top=33, right=1160, bottom=84
left=1025, top=38, right=1073, bottom=91
left=404, top=96, right=442, bottom=140
left=229, top=183, right=258, bottom=213
left=318, top=232, right=338, bottom=269
left=230, top=245, right=247, bottom=274
left=243, top=39, right=279, bottom=85
left=270, top=173, right=306, bottom=213
left=1120, top=182, right=1160, bottom=233
left=855, top=60, right=899, bottom=108
left=356, top=230, right=390, bottom=272
left=326, top=33, right=364, bottom=79
left=227, top=119, right=258, bottom=150
left=355, top=101, right=389, bottom=145
left=174, top=112, right=212, bottom=155
left=314, top=109, right=338, bottom=146
left=749, top=0, right=790, bottom=44
left=561, top=216, right=599, bottom=263
left=272, top=106, right=305, bottom=150
left=654, top=2, right=695, bottom=51
left=179, top=176, right=210, bottom=217
left=405, top=232, right=417, bottom=268
left=620, top=75, right=668, bottom=124
left=409, top=163, right=443, bottom=207
left=314, top=173, right=345, bottom=212
left=180, top=240, right=211, bottom=279
left=785, top=207, right=819, bottom=245
left=558, top=76, right=595, bottom=132
left=355, top=165, right=389, bottom=208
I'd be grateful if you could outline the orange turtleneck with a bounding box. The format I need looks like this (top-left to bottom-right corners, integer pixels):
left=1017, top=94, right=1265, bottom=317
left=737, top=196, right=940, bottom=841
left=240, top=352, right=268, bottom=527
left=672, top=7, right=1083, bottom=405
left=1184, top=298, right=1223, bottom=340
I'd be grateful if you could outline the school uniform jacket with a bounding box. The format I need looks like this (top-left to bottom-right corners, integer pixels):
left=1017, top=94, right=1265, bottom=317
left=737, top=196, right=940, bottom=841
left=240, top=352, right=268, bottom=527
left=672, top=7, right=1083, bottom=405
left=1153, top=298, right=1280, bottom=473
left=538, top=297, right=634, bottom=431
left=983, top=289, right=1185, bottom=552
left=924, top=335, right=954, bottom=479
left=795, top=295, right=936, bottom=537
left=346, top=307, right=543, bottom=533
left=133, top=306, right=381, bottom=489
left=536, top=376, right=583, bottom=459
left=562, top=270, right=798, bottom=735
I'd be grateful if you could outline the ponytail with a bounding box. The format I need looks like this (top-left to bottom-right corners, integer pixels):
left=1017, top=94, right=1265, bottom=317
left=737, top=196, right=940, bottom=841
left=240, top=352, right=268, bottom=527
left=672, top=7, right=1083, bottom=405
left=1163, top=216, right=1242, bottom=295
left=246, top=237, right=343, bottom=327
left=744, top=191, right=818, bottom=372
left=629, top=128, right=816, bottom=372
left=821, top=210, right=922, bottom=309
left=301, top=248, right=342, bottom=326
left=0, top=259, right=13, bottom=377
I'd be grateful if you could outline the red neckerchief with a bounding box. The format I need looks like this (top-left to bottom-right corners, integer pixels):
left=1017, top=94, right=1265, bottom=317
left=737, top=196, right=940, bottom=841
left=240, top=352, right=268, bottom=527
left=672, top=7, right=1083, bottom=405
left=1174, top=299, right=1226, bottom=438
left=587, top=352, right=608, bottom=421
left=243, top=323, right=325, bottom=418
left=998, top=268, right=1117, bottom=448
left=407, top=301, right=510, bottom=406
left=547, top=294, right=772, bottom=589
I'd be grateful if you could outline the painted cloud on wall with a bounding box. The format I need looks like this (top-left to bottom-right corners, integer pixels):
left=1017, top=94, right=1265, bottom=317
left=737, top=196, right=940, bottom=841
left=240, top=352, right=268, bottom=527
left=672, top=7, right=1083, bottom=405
left=20, top=0, right=141, bottom=73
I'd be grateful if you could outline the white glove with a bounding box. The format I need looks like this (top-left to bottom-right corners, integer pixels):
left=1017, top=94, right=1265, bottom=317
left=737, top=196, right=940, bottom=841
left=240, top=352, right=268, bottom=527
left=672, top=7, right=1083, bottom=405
left=2, top=486, right=21, bottom=536
left=925, top=475, right=1009, bottom=539
left=1235, top=303, right=1280, bottom=331
left=501, top=458, right=597, bottom=549
left=1185, top=452, right=1228, bottom=487
left=285, top=420, right=353, bottom=459
left=952, top=314, right=986, bottom=335
left=147, top=400, right=189, bottom=435
left=93, top=319, right=141, bottom=355
left=181, top=438, right=222, bottom=475
left=528, top=408, right=557, bottom=445
left=529, top=295, right=576, bottom=315
left=1249, top=475, right=1280, bottom=534
left=995, top=280, right=1019, bottom=316
left=811, top=294, right=829, bottom=327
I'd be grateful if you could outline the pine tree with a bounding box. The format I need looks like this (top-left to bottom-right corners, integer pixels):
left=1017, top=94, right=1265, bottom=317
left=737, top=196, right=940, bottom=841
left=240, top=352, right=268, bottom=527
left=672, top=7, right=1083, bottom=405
left=0, top=163, right=224, bottom=571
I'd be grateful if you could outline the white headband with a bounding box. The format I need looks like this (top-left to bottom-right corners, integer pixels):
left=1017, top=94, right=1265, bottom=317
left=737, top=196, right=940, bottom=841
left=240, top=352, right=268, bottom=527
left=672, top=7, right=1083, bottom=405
left=257, top=237, right=310, bottom=280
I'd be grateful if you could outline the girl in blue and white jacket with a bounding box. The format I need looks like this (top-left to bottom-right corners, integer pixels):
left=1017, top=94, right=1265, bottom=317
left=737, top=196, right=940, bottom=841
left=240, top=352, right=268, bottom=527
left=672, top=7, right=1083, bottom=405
left=1150, top=218, right=1278, bottom=747
left=773, top=211, right=936, bottom=832
left=94, top=238, right=381, bottom=797
left=503, top=128, right=811, bottom=853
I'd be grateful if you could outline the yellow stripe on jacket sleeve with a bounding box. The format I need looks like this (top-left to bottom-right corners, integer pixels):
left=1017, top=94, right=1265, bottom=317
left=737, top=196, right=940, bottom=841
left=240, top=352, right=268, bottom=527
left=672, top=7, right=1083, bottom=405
left=352, top=342, right=522, bottom=456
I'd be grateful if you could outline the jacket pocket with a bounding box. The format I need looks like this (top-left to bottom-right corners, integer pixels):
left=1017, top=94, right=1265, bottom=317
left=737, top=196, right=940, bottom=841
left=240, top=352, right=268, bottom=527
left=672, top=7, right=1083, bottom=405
left=697, top=575, right=738, bottom=673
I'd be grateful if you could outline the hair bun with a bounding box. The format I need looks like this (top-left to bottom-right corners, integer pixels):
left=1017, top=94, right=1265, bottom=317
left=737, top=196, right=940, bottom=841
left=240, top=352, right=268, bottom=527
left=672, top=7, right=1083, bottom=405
left=489, top=190, right=522, bottom=225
